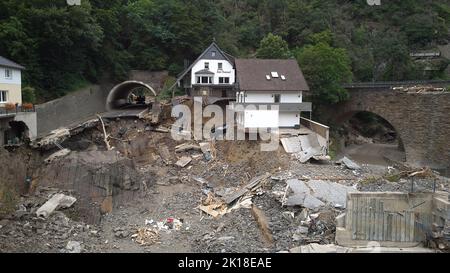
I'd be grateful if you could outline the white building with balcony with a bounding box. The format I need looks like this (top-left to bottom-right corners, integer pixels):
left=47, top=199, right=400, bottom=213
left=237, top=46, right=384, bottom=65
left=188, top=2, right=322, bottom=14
left=231, top=59, right=312, bottom=129
left=175, top=42, right=236, bottom=103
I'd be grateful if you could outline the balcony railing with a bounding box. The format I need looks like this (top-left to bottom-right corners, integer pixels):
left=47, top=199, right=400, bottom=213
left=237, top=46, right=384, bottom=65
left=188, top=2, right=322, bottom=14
left=0, top=104, right=36, bottom=116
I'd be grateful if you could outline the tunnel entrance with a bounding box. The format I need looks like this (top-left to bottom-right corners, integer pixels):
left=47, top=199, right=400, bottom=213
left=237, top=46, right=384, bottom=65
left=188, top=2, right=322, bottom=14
left=4, top=121, right=29, bottom=146
left=338, top=111, right=406, bottom=166
left=106, top=81, right=157, bottom=111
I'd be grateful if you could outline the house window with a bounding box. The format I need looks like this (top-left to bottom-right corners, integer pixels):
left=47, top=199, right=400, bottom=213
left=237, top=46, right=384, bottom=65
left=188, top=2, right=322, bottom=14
left=212, top=51, right=216, bottom=57
left=5, top=69, right=12, bottom=79
left=197, top=76, right=212, bottom=84
left=199, top=76, right=212, bottom=84
left=218, top=63, right=223, bottom=70
left=274, top=94, right=280, bottom=103
left=219, top=77, right=230, bottom=84
left=0, top=91, right=8, bottom=102
left=204, top=62, right=209, bottom=69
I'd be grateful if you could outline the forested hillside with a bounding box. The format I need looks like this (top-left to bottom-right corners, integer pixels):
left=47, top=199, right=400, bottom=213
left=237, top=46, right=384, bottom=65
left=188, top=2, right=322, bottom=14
left=0, top=0, right=449, bottom=102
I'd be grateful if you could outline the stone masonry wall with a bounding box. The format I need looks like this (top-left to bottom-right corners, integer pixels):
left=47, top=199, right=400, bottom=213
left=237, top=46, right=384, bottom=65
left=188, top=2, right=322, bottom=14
left=332, top=89, right=450, bottom=169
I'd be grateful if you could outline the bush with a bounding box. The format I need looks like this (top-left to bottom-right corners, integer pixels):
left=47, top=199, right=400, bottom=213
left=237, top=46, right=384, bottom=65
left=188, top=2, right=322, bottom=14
left=22, top=86, right=36, bottom=103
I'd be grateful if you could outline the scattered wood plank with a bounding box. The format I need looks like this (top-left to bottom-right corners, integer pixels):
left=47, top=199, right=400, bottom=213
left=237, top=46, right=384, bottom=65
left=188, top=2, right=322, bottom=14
left=198, top=205, right=220, bottom=218
left=175, top=143, right=201, bottom=153
left=96, top=114, right=111, bottom=150
left=153, top=126, right=170, bottom=133
left=251, top=205, right=273, bottom=245
left=223, top=174, right=270, bottom=205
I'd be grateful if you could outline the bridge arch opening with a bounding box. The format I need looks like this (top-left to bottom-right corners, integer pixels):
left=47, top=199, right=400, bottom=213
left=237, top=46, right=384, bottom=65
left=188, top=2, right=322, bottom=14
left=337, top=111, right=406, bottom=165
left=106, top=81, right=157, bottom=111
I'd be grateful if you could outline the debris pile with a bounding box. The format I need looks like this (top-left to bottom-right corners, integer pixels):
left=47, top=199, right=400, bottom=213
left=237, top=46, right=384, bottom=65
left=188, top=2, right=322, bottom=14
left=1, top=102, right=448, bottom=253
left=36, top=193, right=77, bottom=218
left=131, top=228, right=159, bottom=246
left=393, top=85, right=446, bottom=93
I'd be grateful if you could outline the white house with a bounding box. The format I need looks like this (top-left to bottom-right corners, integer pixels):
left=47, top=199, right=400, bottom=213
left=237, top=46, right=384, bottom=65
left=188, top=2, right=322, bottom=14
left=0, top=56, right=25, bottom=106
left=0, top=56, right=37, bottom=145
left=175, top=44, right=313, bottom=129
left=176, top=42, right=236, bottom=102
left=231, top=59, right=312, bottom=129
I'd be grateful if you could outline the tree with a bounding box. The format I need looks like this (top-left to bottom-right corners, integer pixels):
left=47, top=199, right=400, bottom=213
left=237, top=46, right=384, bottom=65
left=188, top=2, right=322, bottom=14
left=256, top=33, right=291, bottom=59
left=295, top=36, right=352, bottom=105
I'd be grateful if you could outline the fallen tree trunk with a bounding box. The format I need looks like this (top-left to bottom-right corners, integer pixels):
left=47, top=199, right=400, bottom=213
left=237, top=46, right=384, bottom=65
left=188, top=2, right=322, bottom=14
left=97, top=114, right=111, bottom=150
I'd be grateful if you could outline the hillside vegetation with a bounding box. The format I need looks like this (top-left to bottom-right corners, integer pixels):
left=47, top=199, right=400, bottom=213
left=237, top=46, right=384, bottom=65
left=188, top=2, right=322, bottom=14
left=0, top=0, right=449, bottom=102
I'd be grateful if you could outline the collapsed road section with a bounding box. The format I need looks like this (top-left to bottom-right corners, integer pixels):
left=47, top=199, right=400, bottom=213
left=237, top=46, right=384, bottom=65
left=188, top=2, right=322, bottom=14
left=0, top=96, right=449, bottom=253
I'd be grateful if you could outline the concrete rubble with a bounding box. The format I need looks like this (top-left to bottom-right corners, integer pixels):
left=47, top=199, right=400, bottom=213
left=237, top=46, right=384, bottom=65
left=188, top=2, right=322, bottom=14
left=44, top=148, right=71, bottom=164
left=393, top=85, right=446, bottom=93
left=284, top=179, right=357, bottom=209
left=36, top=193, right=77, bottom=218
left=1, top=101, right=449, bottom=253
left=66, top=241, right=82, bottom=253
left=337, top=156, right=361, bottom=170
left=175, top=156, right=192, bottom=168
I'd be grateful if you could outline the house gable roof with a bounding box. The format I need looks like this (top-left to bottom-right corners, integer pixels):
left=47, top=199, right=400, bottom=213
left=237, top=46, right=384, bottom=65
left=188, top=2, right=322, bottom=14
left=176, top=42, right=235, bottom=81
left=0, top=56, right=25, bottom=70
left=235, top=59, right=309, bottom=92
left=194, top=69, right=214, bottom=75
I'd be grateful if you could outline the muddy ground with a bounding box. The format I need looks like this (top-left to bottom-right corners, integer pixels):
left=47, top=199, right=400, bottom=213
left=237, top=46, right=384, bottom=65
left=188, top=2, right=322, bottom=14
left=0, top=118, right=448, bottom=253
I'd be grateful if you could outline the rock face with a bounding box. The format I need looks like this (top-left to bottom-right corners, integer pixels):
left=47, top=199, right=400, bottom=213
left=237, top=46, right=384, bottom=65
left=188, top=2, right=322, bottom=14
left=37, top=150, right=142, bottom=224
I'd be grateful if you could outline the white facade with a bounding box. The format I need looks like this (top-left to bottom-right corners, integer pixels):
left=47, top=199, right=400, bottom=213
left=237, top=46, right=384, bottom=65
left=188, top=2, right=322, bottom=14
left=0, top=66, right=22, bottom=105
left=238, top=91, right=302, bottom=104
left=244, top=109, right=279, bottom=128
left=190, top=59, right=235, bottom=86
left=0, top=67, right=21, bottom=85
left=235, top=91, right=303, bottom=128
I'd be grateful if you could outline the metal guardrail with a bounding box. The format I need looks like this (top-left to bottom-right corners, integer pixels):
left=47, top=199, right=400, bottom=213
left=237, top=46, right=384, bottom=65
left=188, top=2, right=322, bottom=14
left=343, top=80, right=450, bottom=89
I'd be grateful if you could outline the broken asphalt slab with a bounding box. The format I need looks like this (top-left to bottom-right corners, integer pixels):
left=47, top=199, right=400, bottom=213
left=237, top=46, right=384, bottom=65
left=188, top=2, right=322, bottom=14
left=285, top=179, right=357, bottom=209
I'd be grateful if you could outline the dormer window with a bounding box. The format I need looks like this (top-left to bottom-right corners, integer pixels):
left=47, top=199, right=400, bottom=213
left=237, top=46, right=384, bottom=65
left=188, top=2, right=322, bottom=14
left=205, top=62, right=209, bottom=69
left=5, top=69, right=12, bottom=79
left=212, top=51, right=216, bottom=57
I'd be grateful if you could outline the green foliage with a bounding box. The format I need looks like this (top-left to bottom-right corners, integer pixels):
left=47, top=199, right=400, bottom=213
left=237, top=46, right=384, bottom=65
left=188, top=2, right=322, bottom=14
left=308, top=30, right=333, bottom=46
left=295, top=39, right=352, bottom=105
left=158, top=76, right=182, bottom=100
left=21, top=86, right=36, bottom=103
left=0, top=0, right=447, bottom=102
left=256, top=33, right=292, bottom=59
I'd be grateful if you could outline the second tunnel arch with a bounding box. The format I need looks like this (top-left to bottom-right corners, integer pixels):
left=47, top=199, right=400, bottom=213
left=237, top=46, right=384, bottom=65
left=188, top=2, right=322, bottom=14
left=335, top=110, right=406, bottom=162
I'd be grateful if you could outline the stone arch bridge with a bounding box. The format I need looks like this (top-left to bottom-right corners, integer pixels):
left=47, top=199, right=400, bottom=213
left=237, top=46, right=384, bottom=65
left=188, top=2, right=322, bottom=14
left=330, top=80, right=450, bottom=169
